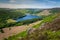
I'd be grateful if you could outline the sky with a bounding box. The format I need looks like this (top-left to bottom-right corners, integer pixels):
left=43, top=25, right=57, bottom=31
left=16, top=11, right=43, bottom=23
left=0, top=0, right=60, bottom=8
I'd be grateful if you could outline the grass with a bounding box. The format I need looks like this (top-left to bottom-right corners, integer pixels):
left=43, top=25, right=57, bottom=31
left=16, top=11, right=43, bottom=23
left=33, top=14, right=58, bottom=28
left=5, top=31, right=27, bottom=40
left=5, top=14, right=59, bottom=40
left=6, top=19, right=16, bottom=23
left=42, top=30, right=60, bottom=40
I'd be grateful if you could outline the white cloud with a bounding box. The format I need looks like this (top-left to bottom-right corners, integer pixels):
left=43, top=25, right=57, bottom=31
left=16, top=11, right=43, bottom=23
left=45, top=0, right=57, bottom=4
left=9, top=0, right=16, bottom=3
left=48, top=1, right=56, bottom=4
left=0, top=3, right=54, bottom=8
left=45, top=0, right=56, bottom=4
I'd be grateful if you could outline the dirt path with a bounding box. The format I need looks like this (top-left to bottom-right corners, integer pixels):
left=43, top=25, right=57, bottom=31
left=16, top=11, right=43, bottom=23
left=0, top=21, right=41, bottom=40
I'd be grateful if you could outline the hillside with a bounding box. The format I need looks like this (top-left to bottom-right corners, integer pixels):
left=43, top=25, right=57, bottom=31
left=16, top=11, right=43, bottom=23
left=0, top=8, right=42, bottom=29
left=17, top=13, right=60, bottom=40
left=36, top=10, right=51, bottom=16
left=0, top=21, right=41, bottom=40
left=5, top=13, right=60, bottom=40
left=0, top=8, right=60, bottom=40
left=40, top=15, right=60, bottom=31
left=0, top=8, right=25, bottom=28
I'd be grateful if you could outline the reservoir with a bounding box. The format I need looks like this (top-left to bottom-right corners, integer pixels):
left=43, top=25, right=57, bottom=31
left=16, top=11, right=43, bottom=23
left=16, top=14, right=42, bottom=22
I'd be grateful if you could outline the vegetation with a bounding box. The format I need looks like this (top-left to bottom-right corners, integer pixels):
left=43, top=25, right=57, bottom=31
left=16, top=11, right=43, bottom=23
left=50, top=8, right=60, bottom=14
left=7, top=19, right=16, bottom=23
left=4, top=31, right=27, bottom=40
left=0, top=29, right=4, bottom=33
left=18, top=30, right=60, bottom=40
left=33, top=13, right=58, bottom=28
left=21, top=13, right=60, bottom=40
left=1, top=8, right=60, bottom=40
left=5, top=30, right=60, bottom=40
left=0, top=8, right=25, bottom=29
left=0, top=8, right=43, bottom=29
left=6, top=12, right=60, bottom=40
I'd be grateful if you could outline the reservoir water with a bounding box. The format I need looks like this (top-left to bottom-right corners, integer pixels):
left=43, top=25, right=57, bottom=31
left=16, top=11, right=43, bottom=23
left=16, top=14, right=41, bottom=22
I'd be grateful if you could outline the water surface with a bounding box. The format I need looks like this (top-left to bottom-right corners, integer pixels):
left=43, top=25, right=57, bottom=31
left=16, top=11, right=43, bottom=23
left=16, top=14, right=41, bottom=22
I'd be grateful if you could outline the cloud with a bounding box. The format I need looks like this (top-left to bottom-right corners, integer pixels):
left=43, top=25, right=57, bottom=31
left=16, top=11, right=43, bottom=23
left=9, top=0, right=31, bottom=3
left=0, top=0, right=58, bottom=8
left=45, top=0, right=56, bottom=4
left=9, top=0, right=16, bottom=3
left=0, top=3, right=52, bottom=8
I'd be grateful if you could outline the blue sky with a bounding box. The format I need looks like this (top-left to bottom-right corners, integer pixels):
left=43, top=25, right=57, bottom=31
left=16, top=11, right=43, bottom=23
left=0, top=0, right=60, bottom=8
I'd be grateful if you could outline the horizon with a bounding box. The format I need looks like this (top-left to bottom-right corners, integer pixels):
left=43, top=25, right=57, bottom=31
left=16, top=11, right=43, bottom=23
left=0, top=0, right=60, bottom=8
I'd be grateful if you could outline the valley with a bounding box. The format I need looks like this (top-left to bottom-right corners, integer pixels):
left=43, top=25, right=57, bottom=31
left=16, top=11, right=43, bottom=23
left=0, top=8, right=60, bottom=40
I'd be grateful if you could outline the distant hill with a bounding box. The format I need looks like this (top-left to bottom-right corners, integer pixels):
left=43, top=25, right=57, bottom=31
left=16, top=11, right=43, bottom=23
left=50, top=7, right=60, bottom=14
left=36, top=10, right=51, bottom=16
left=35, top=7, right=60, bottom=16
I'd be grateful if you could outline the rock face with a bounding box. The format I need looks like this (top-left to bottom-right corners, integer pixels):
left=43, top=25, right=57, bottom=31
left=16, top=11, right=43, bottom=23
left=40, top=16, right=60, bottom=31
